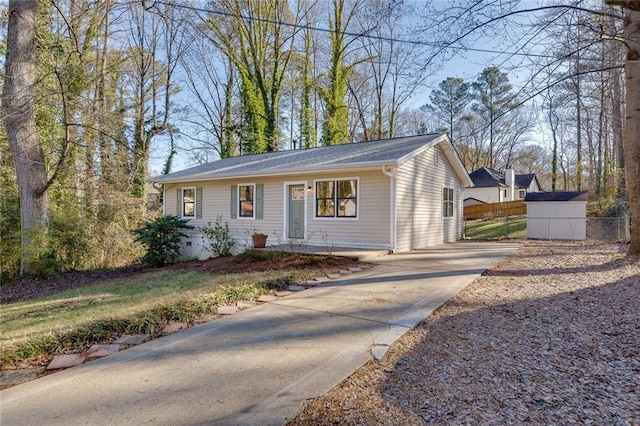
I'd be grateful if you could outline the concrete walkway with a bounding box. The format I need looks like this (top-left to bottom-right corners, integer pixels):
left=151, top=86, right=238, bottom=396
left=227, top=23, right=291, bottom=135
left=1, top=242, right=519, bottom=426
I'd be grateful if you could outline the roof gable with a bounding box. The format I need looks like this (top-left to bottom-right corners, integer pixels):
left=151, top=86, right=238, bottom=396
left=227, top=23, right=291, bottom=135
left=515, top=174, right=536, bottom=188
left=468, top=167, right=507, bottom=187
left=469, top=167, right=538, bottom=189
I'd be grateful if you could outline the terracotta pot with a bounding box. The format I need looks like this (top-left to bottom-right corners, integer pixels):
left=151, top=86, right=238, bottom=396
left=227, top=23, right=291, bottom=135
left=252, top=234, right=267, bottom=248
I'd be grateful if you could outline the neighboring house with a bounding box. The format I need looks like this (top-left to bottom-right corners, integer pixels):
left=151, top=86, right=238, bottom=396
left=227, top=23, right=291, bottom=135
left=150, top=134, right=472, bottom=259
left=464, top=167, right=541, bottom=206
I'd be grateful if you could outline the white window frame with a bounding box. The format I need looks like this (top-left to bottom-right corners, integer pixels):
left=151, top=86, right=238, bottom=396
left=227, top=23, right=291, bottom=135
left=313, top=177, right=360, bottom=221
left=518, top=189, right=526, bottom=199
left=182, top=187, right=196, bottom=219
left=237, top=183, right=256, bottom=220
left=442, top=187, right=454, bottom=219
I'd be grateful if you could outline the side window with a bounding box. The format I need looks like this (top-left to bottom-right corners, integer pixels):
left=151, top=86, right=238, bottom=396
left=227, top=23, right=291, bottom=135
left=183, top=188, right=195, bottom=218
left=239, top=184, right=255, bottom=218
left=176, top=187, right=201, bottom=219
left=443, top=187, right=454, bottom=218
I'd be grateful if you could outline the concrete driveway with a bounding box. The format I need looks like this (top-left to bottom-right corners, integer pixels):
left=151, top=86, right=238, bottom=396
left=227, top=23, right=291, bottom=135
left=1, top=242, right=519, bottom=426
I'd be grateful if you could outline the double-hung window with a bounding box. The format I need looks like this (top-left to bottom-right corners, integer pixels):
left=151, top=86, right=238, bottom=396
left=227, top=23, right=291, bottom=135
left=315, top=179, right=358, bottom=218
left=230, top=184, right=263, bottom=220
left=177, top=187, right=201, bottom=219
left=239, top=184, right=255, bottom=218
left=443, top=187, right=454, bottom=218
left=182, top=188, right=195, bottom=218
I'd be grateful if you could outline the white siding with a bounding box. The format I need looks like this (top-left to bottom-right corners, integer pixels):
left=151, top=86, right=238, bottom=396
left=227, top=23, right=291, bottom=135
left=164, top=169, right=391, bottom=259
left=307, top=170, right=391, bottom=248
left=395, top=144, right=464, bottom=252
left=464, top=186, right=503, bottom=204
left=526, top=201, right=587, bottom=240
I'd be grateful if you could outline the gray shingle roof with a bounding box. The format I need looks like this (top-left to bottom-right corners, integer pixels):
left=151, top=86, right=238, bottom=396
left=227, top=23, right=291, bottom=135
left=524, top=191, right=588, bottom=202
left=515, top=173, right=537, bottom=188
left=468, top=167, right=538, bottom=189
left=468, top=167, right=508, bottom=188
left=152, top=134, right=444, bottom=183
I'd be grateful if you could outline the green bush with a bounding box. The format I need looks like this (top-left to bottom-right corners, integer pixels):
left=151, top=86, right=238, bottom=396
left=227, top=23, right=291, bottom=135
left=201, top=215, right=235, bottom=257
left=28, top=251, right=62, bottom=277
left=132, top=215, right=193, bottom=267
left=0, top=196, right=21, bottom=282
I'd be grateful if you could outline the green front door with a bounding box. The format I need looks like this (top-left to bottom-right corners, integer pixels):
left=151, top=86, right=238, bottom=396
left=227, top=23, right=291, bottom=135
left=288, top=185, right=305, bottom=239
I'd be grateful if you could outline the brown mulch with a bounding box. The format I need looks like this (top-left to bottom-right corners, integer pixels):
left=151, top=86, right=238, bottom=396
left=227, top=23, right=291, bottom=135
left=0, top=252, right=359, bottom=304
left=0, top=264, right=149, bottom=304
left=289, top=241, right=640, bottom=425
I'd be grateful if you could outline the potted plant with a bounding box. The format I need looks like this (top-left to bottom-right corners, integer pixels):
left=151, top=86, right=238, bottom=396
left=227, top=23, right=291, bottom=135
left=252, top=231, right=267, bottom=248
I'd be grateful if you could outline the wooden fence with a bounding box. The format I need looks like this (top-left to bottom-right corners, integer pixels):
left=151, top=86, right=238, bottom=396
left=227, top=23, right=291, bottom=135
left=464, top=200, right=526, bottom=219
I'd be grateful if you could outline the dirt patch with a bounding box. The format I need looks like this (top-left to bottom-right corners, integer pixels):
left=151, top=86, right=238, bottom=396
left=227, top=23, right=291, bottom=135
left=0, top=251, right=361, bottom=304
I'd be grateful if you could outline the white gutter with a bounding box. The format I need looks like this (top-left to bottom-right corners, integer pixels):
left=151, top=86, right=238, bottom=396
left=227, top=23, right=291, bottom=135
left=381, top=164, right=397, bottom=253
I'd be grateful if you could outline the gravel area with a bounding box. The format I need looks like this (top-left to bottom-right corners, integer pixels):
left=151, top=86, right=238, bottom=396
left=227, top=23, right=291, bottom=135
left=289, top=241, right=640, bottom=425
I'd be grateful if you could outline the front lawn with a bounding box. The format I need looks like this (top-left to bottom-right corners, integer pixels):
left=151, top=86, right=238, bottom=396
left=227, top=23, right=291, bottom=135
left=0, top=251, right=359, bottom=370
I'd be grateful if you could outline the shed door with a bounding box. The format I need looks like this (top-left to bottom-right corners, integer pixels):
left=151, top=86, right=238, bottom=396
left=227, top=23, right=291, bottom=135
left=288, top=185, right=305, bottom=239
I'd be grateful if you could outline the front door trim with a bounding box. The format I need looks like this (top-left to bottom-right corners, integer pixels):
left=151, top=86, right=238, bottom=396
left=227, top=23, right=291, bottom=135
left=283, top=181, right=307, bottom=241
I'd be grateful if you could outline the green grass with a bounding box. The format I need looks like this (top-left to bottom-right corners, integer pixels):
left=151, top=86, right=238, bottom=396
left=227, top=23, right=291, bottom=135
left=464, top=217, right=527, bottom=240
left=0, top=268, right=310, bottom=367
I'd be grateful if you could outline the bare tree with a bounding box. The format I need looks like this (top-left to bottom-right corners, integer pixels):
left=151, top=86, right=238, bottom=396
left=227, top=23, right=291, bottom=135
left=180, top=34, right=238, bottom=162
left=126, top=1, right=189, bottom=198
left=353, top=0, right=424, bottom=140
left=2, top=0, right=49, bottom=274
left=204, top=0, right=299, bottom=153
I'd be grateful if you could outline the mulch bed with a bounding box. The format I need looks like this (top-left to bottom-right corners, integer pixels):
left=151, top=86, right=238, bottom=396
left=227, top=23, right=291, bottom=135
left=0, top=252, right=359, bottom=304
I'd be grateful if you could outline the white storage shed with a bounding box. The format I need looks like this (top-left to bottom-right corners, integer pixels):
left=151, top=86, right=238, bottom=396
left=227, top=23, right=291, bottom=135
left=525, top=191, right=588, bottom=240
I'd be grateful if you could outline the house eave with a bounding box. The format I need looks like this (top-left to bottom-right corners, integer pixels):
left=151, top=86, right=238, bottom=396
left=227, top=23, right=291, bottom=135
left=150, top=161, right=394, bottom=184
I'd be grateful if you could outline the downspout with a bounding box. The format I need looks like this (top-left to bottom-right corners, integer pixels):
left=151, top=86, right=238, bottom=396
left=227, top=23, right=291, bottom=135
left=382, top=164, right=397, bottom=253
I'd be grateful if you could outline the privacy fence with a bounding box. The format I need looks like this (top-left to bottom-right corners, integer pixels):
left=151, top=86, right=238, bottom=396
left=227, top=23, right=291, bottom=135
left=463, top=200, right=526, bottom=219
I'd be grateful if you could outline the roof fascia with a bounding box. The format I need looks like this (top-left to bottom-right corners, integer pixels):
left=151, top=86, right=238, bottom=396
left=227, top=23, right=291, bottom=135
left=436, top=135, right=474, bottom=187
left=150, top=162, right=388, bottom=184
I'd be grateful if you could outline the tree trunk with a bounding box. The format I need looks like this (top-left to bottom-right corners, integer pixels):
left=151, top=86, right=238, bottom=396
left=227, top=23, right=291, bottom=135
left=2, top=0, right=50, bottom=275
left=611, top=66, right=625, bottom=196
left=575, top=59, right=583, bottom=191
left=620, top=8, right=640, bottom=257
left=609, top=11, right=625, bottom=196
